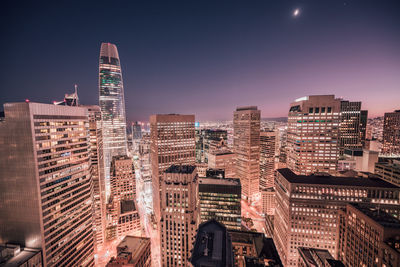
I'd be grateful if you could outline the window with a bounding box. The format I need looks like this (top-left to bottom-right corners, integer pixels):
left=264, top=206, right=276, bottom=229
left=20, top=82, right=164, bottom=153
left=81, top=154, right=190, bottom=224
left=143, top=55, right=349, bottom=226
left=327, top=107, right=332, bottom=113
left=315, top=107, right=320, bottom=113
left=309, top=107, right=313, bottom=113
left=321, top=107, right=326, bottom=113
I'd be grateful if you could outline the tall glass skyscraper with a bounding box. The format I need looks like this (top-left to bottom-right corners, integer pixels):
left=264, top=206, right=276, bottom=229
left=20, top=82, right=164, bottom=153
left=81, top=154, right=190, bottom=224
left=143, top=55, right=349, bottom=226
left=99, top=43, right=128, bottom=196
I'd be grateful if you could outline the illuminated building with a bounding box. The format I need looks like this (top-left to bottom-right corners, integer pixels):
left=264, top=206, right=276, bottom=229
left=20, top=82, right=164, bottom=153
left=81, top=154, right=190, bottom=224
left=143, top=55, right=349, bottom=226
left=233, top=106, right=261, bottom=200
left=274, top=168, right=400, bottom=267
left=98, top=42, right=128, bottom=197
left=106, top=236, right=151, bottom=267
left=229, top=230, right=283, bottom=267
left=337, top=203, right=400, bottom=267
left=260, top=130, right=276, bottom=190
left=190, top=219, right=234, bottom=267
left=339, top=101, right=365, bottom=155
left=106, top=156, right=140, bottom=240
left=297, top=247, right=344, bottom=267
left=207, top=149, right=236, bottom=178
left=360, top=110, right=368, bottom=147
left=375, top=159, right=400, bottom=187
left=0, top=102, right=94, bottom=266
left=287, top=95, right=341, bottom=175
left=132, top=121, right=142, bottom=140
left=382, top=110, right=400, bottom=156
left=150, top=114, right=195, bottom=227
left=198, top=176, right=241, bottom=230
left=195, top=129, right=228, bottom=163
left=160, top=165, right=199, bottom=266
left=85, top=106, right=107, bottom=247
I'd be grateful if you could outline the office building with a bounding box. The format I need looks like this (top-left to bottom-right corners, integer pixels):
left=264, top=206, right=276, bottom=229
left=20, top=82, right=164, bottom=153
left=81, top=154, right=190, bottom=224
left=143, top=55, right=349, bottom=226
left=260, top=130, right=276, bottom=190
left=339, top=100, right=364, bottom=155
left=297, top=247, right=344, bottom=267
left=196, top=129, right=228, bottom=163
left=261, top=188, right=276, bottom=216
left=98, top=42, right=128, bottom=197
left=190, top=219, right=234, bottom=267
left=106, top=156, right=140, bottom=240
left=0, top=102, right=94, bottom=266
left=233, top=106, right=261, bottom=200
left=85, top=105, right=107, bottom=248
left=132, top=121, right=142, bottom=140
left=150, top=114, right=195, bottom=226
left=229, top=230, right=283, bottom=267
left=375, top=159, right=400, bottom=187
left=198, top=177, right=241, bottom=230
left=160, top=165, right=199, bottom=266
left=106, top=236, right=151, bottom=267
left=382, top=110, right=400, bottom=156
left=207, top=149, right=236, bottom=178
left=337, top=203, right=400, bottom=267
left=287, top=95, right=341, bottom=175
left=0, top=244, right=43, bottom=267
left=337, top=148, right=379, bottom=173
left=274, top=168, right=400, bottom=266
left=360, top=110, right=368, bottom=147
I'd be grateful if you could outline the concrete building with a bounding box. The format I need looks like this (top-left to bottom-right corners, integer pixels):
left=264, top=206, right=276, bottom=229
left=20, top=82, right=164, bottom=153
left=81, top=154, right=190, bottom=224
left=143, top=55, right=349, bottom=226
left=106, top=236, right=151, bottom=267
left=198, top=177, right=241, bottom=230
left=150, top=114, right=196, bottom=228
left=207, top=149, right=236, bottom=178
left=85, top=105, right=107, bottom=247
left=337, top=203, right=400, bottom=267
left=0, top=102, right=94, bottom=266
left=190, top=219, right=234, bottom=267
left=375, top=159, right=400, bottom=187
left=0, top=244, right=43, bottom=267
left=260, top=130, right=276, bottom=190
left=274, top=168, right=400, bottom=267
left=382, top=110, right=400, bottom=156
left=98, top=43, right=128, bottom=197
left=233, top=106, right=261, bottom=201
left=160, top=165, right=199, bottom=266
left=297, top=247, right=344, bottom=267
left=196, top=129, right=228, bottom=163
left=229, top=230, right=283, bottom=267
left=106, top=156, right=140, bottom=240
left=287, top=95, right=341, bottom=175
left=261, top=188, right=276, bottom=216
left=337, top=148, right=379, bottom=173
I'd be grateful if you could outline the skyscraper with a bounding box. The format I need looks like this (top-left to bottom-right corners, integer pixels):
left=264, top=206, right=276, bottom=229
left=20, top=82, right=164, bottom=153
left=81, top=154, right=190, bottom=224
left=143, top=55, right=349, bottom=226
left=260, top=130, right=276, bottom=190
left=0, top=102, right=94, bottom=266
left=339, top=100, right=365, bottom=155
left=99, top=42, right=128, bottom=196
left=274, top=168, right=400, bottom=266
left=382, top=110, right=400, bottom=156
left=287, top=95, right=341, bottom=175
left=150, top=114, right=196, bottom=225
left=160, top=165, right=199, bottom=266
left=233, top=106, right=261, bottom=201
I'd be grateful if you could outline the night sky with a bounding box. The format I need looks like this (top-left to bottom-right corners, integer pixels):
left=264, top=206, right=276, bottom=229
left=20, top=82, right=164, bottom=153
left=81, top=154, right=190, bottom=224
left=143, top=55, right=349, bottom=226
left=1, top=0, right=399, bottom=122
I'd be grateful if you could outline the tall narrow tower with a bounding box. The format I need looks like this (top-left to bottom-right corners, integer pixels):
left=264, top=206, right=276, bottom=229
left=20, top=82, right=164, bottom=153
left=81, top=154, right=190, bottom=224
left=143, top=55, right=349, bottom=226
left=99, top=43, right=128, bottom=196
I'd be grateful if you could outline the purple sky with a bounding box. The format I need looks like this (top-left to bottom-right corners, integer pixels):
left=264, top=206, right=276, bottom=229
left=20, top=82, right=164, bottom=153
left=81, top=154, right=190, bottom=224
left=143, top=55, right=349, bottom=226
left=1, top=0, right=399, bottom=122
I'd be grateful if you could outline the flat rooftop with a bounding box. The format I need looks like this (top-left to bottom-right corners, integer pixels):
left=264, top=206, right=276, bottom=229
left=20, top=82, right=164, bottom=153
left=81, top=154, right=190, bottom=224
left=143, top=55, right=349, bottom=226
left=199, top=177, right=240, bottom=186
left=165, top=165, right=196, bottom=174
left=117, top=236, right=150, bottom=261
left=0, top=247, right=41, bottom=267
left=236, top=106, right=258, bottom=111
left=349, top=203, right=400, bottom=229
left=278, top=168, right=399, bottom=189
left=120, top=200, right=136, bottom=214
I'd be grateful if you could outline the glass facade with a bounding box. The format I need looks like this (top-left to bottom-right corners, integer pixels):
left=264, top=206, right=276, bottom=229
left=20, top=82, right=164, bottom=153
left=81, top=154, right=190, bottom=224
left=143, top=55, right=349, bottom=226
left=98, top=43, right=128, bottom=197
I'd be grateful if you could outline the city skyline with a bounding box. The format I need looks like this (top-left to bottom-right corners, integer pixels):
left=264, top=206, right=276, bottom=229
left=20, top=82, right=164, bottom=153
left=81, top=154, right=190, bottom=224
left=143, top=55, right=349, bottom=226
left=1, top=1, right=400, bottom=121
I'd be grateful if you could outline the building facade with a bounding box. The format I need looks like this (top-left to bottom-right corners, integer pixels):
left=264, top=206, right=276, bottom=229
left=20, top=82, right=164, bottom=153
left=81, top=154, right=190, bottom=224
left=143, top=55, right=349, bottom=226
left=233, top=106, right=261, bottom=200
left=198, top=177, right=241, bottom=230
left=274, top=168, right=400, bottom=266
left=207, top=149, right=236, bottom=178
left=98, top=42, right=128, bottom=197
left=339, top=101, right=364, bottom=155
left=0, top=102, right=94, bottom=266
left=149, top=114, right=196, bottom=226
left=375, top=159, right=400, bottom=187
left=382, top=110, right=400, bottom=156
left=337, top=203, right=400, bottom=267
left=160, top=165, right=199, bottom=266
left=260, top=130, right=276, bottom=190
left=287, top=95, right=341, bottom=175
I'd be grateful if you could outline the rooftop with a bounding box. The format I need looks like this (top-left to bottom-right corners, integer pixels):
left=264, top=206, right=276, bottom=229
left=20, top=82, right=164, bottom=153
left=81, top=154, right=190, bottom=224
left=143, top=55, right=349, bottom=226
left=349, top=203, right=400, bottom=229
left=236, top=106, right=258, bottom=111
left=0, top=245, right=41, bottom=267
left=120, top=200, right=136, bottom=214
left=199, top=177, right=241, bottom=186
left=298, top=247, right=344, bottom=267
left=165, top=165, right=196, bottom=174
left=277, top=168, right=399, bottom=189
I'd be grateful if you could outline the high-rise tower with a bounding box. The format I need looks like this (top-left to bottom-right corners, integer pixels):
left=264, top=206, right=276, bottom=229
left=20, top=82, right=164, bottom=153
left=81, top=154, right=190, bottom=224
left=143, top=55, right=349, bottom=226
left=99, top=42, right=128, bottom=196
left=233, top=106, right=261, bottom=201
